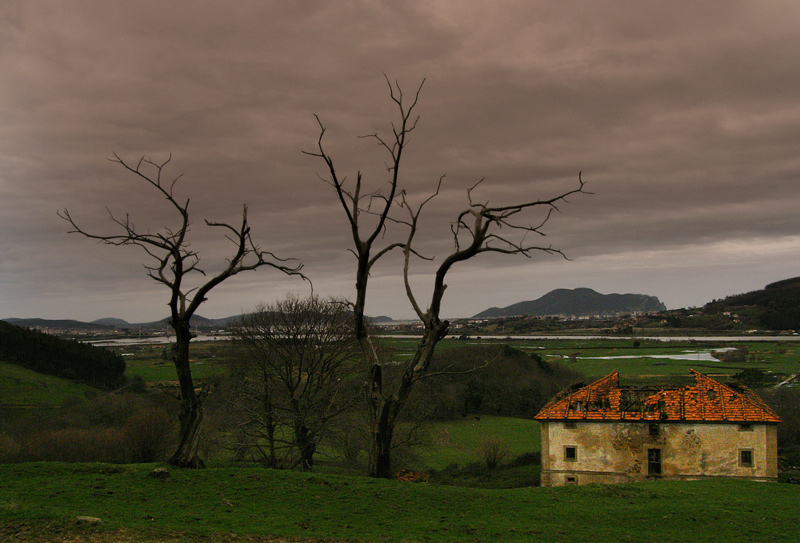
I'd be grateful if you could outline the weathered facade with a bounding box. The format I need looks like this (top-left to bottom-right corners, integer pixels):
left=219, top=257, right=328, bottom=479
left=535, top=370, right=780, bottom=486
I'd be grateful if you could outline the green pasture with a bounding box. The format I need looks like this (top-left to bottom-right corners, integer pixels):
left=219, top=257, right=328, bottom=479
left=124, top=360, right=227, bottom=383
left=542, top=341, right=800, bottom=380
left=114, top=336, right=800, bottom=386
left=379, top=336, right=800, bottom=378
left=2, top=462, right=799, bottom=542
left=112, top=342, right=229, bottom=384
left=460, top=338, right=800, bottom=381
left=0, top=361, right=95, bottom=407
left=419, top=416, right=540, bottom=471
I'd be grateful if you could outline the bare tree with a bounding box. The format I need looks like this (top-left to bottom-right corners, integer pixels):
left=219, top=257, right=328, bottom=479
left=227, top=295, right=361, bottom=470
left=59, top=154, right=305, bottom=468
left=306, top=77, right=587, bottom=478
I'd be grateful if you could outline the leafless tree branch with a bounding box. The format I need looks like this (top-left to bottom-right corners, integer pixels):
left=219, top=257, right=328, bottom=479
left=59, top=154, right=307, bottom=468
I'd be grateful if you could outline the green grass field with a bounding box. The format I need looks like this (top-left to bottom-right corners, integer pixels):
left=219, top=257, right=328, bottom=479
left=380, top=336, right=800, bottom=380
left=0, top=361, right=95, bottom=407
left=111, top=342, right=229, bottom=384
left=2, top=336, right=799, bottom=541
left=525, top=338, right=800, bottom=380
left=110, top=337, right=800, bottom=387
left=1, top=462, right=798, bottom=542
left=419, top=416, right=540, bottom=470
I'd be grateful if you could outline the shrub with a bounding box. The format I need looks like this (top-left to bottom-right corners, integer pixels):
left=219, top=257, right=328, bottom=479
left=0, top=432, right=20, bottom=463
left=478, top=436, right=510, bottom=470
left=712, top=347, right=748, bottom=364
left=3, top=393, right=177, bottom=464
left=18, top=427, right=127, bottom=463
left=761, top=387, right=800, bottom=449
left=122, top=408, right=174, bottom=463
left=508, top=451, right=541, bottom=467
left=411, top=344, right=584, bottom=420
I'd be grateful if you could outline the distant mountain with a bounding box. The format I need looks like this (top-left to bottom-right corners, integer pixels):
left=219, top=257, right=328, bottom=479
left=473, top=288, right=666, bottom=318
left=2, top=313, right=392, bottom=333
left=111, top=314, right=239, bottom=330
left=4, top=318, right=116, bottom=331
left=704, top=277, right=800, bottom=330
left=3, top=315, right=218, bottom=332
left=367, top=315, right=394, bottom=323
left=92, top=318, right=131, bottom=328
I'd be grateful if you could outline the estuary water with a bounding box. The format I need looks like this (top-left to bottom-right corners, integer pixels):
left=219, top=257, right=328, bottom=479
left=86, top=333, right=800, bottom=348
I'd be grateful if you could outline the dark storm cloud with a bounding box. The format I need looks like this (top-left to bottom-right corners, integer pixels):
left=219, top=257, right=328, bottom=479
left=2, top=1, right=800, bottom=321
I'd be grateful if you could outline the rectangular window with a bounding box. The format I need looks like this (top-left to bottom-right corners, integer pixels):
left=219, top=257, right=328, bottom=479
left=565, top=476, right=577, bottom=485
left=739, top=424, right=753, bottom=432
left=564, top=421, right=576, bottom=429
left=564, top=446, right=577, bottom=462
left=649, top=423, right=660, bottom=436
left=740, top=449, right=753, bottom=468
left=647, top=448, right=662, bottom=475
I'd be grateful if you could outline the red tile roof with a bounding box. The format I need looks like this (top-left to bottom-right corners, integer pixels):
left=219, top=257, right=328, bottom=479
left=535, top=370, right=781, bottom=423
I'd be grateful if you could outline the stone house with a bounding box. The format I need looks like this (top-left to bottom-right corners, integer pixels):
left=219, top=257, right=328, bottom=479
left=535, top=370, right=780, bottom=486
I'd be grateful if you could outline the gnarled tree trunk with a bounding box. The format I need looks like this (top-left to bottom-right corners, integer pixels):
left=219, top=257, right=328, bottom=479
left=168, top=322, right=206, bottom=468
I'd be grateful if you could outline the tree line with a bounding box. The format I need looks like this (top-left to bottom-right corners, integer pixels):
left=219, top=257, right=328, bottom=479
left=0, top=320, right=125, bottom=389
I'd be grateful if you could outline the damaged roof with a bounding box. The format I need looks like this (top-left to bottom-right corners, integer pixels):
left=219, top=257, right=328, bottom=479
left=534, top=370, right=781, bottom=423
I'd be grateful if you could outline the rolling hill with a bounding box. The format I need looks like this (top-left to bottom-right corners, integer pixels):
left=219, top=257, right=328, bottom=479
left=704, top=277, right=800, bottom=330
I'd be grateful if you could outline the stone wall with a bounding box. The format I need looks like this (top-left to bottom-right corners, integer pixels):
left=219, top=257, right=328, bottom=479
left=539, top=420, right=778, bottom=486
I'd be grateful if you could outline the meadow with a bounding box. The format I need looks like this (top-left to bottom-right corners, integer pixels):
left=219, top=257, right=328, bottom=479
left=3, top=462, right=800, bottom=542
left=115, top=336, right=800, bottom=388
left=2, top=335, right=799, bottom=541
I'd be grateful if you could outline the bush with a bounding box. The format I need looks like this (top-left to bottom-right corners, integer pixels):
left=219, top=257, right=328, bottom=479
left=1, top=393, right=177, bottom=464
left=411, top=344, right=584, bottom=420
left=760, top=387, right=800, bottom=449
left=508, top=451, right=541, bottom=467
left=17, top=427, right=127, bottom=463
left=478, top=436, right=510, bottom=469
left=122, top=408, right=174, bottom=463
left=0, top=432, right=20, bottom=463
left=712, top=347, right=748, bottom=364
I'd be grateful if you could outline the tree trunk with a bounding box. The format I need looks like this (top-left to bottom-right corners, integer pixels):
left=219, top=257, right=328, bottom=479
left=168, top=321, right=206, bottom=468
left=169, top=394, right=205, bottom=468
left=370, top=399, right=396, bottom=479
left=296, top=425, right=317, bottom=472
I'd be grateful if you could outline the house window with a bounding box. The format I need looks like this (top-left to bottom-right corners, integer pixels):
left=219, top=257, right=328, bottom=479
left=739, top=423, right=753, bottom=432
left=647, top=448, right=662, bottom=475
left=565, top=476, right=577, bottom=485
left=564, top=421, right=576, bottom=429
left=649, top=423, right=660, bottom=436
left=564, top=446, right=577, bottom=462
left=740, top=449, right=753, bottom=468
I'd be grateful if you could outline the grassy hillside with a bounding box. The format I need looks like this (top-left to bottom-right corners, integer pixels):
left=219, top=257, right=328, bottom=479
left=704, top=276, right=800, bottom=330
left=0, top=361, right=96, bottom=408
left=1, top=462, right=798, bottom=542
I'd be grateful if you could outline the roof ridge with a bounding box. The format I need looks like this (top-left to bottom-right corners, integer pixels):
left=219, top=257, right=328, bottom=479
left=535, top=370, right=781, bottom=423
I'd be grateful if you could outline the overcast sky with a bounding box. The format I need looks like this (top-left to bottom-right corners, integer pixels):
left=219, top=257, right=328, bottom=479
left=2, top=1, right=800, bottom=323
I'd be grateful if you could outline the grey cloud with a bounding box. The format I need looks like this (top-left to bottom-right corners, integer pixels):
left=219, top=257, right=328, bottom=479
left=2, top=1, right=800, bottom=321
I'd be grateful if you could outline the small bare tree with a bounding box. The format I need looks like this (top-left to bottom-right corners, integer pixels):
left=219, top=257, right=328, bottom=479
left=227, top=295, right=360, bottom=470
left=59, top=154, right=304, bottom=468
left=478, top=436, right=511, bottom=470
left=306, top=77, right=587, bottom=478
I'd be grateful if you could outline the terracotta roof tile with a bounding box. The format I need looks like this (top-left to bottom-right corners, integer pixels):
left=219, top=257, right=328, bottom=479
left=535, top=370, right=781, bottom=423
